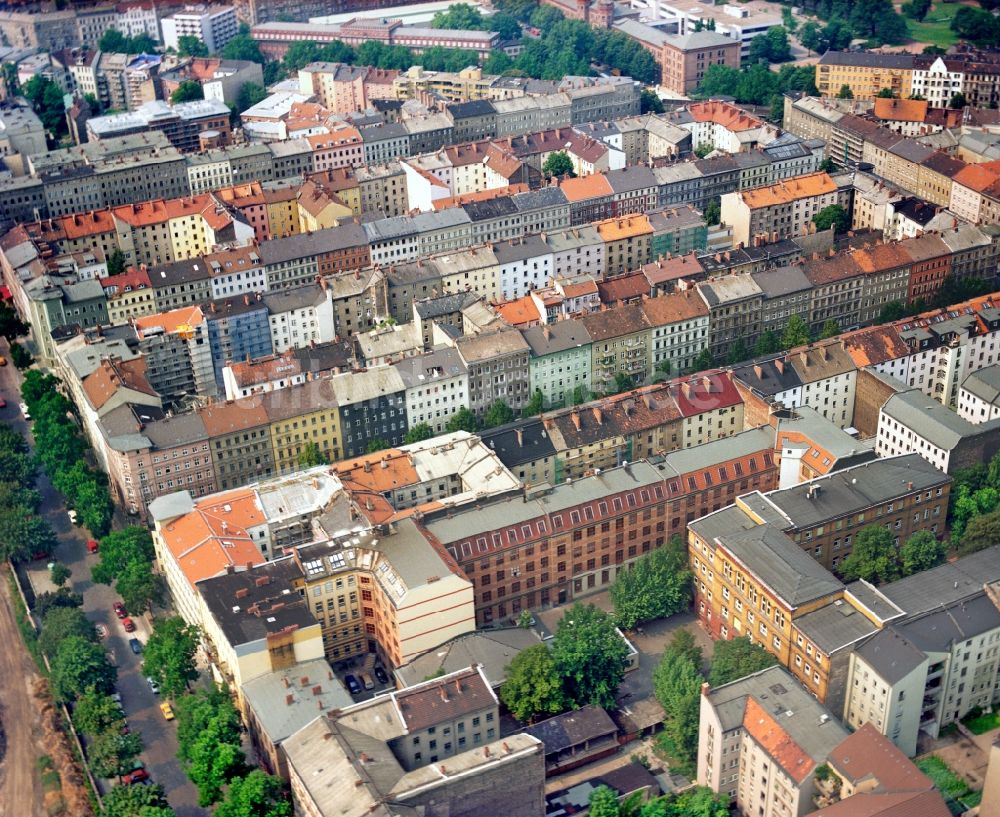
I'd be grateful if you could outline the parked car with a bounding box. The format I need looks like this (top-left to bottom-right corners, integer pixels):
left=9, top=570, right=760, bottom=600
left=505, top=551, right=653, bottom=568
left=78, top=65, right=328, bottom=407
left=373, top=666, right=389, bottom=685
left=0, top=397, right=6, bottom=408
left=110, top=692, right=122, bottom=704
left=121, top=617, right=136, bottom=633
left=146, top=677, right=160, bottom=695
left=128, top=638, right=142, bottom=655
left=67, top=509, right=77, bottom=525
left=360, top=672, right=375, bottom=691
left=344, top=674, right=362, bottom=695
left=113, top=602, right=127, bottom=619
left=18, top=402, right=28, bottom=419
left=121, top=768, right=148, bottom=785
left=159, top=702, right=175, bottom=721
left=0, top=356, right=7, bottom=366
left=86, top=539, right=99, bottom=553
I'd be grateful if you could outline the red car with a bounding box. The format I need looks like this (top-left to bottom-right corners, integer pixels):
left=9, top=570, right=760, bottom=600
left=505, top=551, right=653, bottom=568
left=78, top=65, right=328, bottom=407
left=121, top=768, right=148, bottom=785
left=86, top=539, right=99, bottom=553
left=113, top=602, right=127, bottom=619
left=121, top=617, right=136, bottom=633
left=0, top=398, right=6, bottom=408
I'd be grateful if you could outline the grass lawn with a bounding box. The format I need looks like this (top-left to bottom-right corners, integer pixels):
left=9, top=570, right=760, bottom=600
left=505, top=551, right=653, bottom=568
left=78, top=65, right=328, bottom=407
left=905, top=3, right=960, bottom=49
left=915, top=756, right=969, bottom=799
left=963, top=709, right=1000, bottom=734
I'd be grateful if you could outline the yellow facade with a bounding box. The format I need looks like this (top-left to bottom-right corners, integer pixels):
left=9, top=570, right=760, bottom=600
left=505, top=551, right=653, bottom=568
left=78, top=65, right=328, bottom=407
left=266, top=198, right=301, bottom=239
left=297, top=199, right=353, bottom=233
left=816, top=63, right=913, bottom=100
left=268, top=406, right=343, bottom=475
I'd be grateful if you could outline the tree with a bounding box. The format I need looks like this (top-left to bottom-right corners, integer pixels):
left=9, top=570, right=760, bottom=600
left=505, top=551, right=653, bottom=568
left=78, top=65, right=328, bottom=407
left=703, top=199, right=721, bottom=225
left=951, top=6, right=1000, bottom=46
left=900, top=530, right=946, bottom=576
left=39, top=606, right=95, bottom=657
left=902, top=0, right=931, bottom=20
left=542, top=150, right=575, bottom=178
left=188, top=728, right=246, bottom=805
left=0, top=505, right=53, bottom=561
left=432, top=3, right=487, bottom=30
left=35, top=588, right=83, bottom=618
left=609, top=372, right=633, bottom=395
left=176, top=687, right=242, bottom=763
left=709, top=638, right=778, bottom=686
left=296, top=442, right=327, bottom=468
left=116, top=559, right=165, bottom=615
left=950, top=92, right=968, bottom=109
left=106, top=249, right=127, bottom=277
left=959, top=507, right=1000, bottom=556
left=781, top=314, right=811, bottom=350
left=171, top=80, right=204, bottom=104
left=483, top=399, right=514, bottom=428
left=689, top=348, right=715, bottom=374
left=839, top=524, right=901, bottom=584
left=214, top=770, right=291, bottom=817
left=237, top=82, right=267, bottom=112
left=403, top=423, right=434, bottom=444
left=445, top=407, right=479, bottom=433
left=726, top=339, right=750, bottom=365
left=178, top=35, right=210, bottom=57
left=365, top=438, right=388, bottom=454
left=838, top=84, right=854, bottom=99
left=10, top=341, right=32, bottom=369
left=813, top=204, right=850, bottom=234
left=282, top=41, right=321, bottom=73
left=669, top=788, right=730, bottom=817
left=0, top=303, right=28, bottom=339
left=99, top=783, right=176, bottom=817
left=754, top=330, right=781, bottom=356
left=144, top=617, right=200, bottom=697
left=73, top=689, right=125, bottom=737
left=879, top=301, right=908, bottom=323
left=522, top=389, right=545, bottom=417
left=611, top=537, right=691, bottom=630
left=819, top=157, right=838, bottom=174
left=500, top=644, right=569, bottom=722
left=640, top=88, right=664, bottom=114
left=798, top=21, right=823, bottom=53
left=50, top=636, right=116, bottom=702
left=88, top=730, right=143, bottom=779
left=222, top=34, right=265, bottom=63
left=92, top=527, right=153, bottom=586
left=694, top=142, right=714, bottom=159
left=877, top=88, right=896, bottom=98
left=552, top=603, right=628, bottom=710
left=22, top=75, right=67, bottom=138
left=652, top=635, right=702, bottom=771
left=819, top=319, right=840, bottom=340
left=589, top=786, right=621, bottom=817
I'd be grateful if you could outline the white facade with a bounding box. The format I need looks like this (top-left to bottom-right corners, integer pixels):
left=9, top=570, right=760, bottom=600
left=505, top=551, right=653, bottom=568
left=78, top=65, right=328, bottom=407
left=161, top=5, right=237, bottom=54
left=545, top=226, right=606, bottom=280
left=958, top=387, right=1000, bottom=424
left=401, top=366, right=469, bottom=435
left=268, top=297, right=335, bottom=354
left=875, top=409, right=952, bottom=472
left=649, top=312, right=709, bottom=375
left=498, top=249, right=554, bottom=302
left=909, top=57, right=964, bottom=109
left=115, top=3, right=162, bottom=41
left=208, top=263, right=268, bottom=300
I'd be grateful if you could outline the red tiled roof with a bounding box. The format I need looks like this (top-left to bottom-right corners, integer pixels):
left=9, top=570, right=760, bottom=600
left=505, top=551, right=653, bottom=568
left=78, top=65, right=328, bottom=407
left=743, top=697, right=815, bottom=784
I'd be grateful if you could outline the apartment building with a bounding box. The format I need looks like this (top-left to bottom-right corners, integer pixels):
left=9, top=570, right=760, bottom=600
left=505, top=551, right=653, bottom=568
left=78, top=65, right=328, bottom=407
left=394, top=348, right=469, bottom=435
left=697, top=273, right=763, bottom=361
left=843, top=547, right=1000, bottom=754
left=423, top=427, right=778, bottom=626
left=642, top=290, right=710, bottom=376
left=162, top=5, right=239, bottom=54
left=297, top=62, right=396, bottom=114
left=456, top=327, right=531, bottom=415
left=262, top=378, right=343, bottom=473
left=816, top=52, right=915, bottom=99
left=596, top=215, right=653, bottom=278
left=134, top=304, right=215, bottom=404
left=721, top=171, right=839, bottom=249
left=698, top=666, right=849, bottom=812
left=522, top=322, right=594, bottom=410
left=87, top=99, right=233, bottom=153
left=581, top=304, right=651, bottom=393
left=958, top=364, right=1000, bottom=424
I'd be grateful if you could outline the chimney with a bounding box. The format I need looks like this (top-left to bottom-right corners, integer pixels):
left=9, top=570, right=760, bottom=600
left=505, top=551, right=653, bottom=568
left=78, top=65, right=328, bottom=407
left=775, top=359, right=785, bottom=374
left=571, top=410, right=581, bottom=430
left=515, top=427, right=524, bottom=447
left=286, top=694, right=294, bottom=705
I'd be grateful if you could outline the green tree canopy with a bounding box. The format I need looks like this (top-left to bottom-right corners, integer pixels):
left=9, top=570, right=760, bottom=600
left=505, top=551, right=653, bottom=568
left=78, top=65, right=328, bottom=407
left=754, top=330, right=781, bottom=356
left=652, top=631, right=703, bottom=773
left=171, top=80, right=204, bottom=104
left=819, top=319, right=841, bottom=340
left=73, top=688, right=126, bottom=737
left=813, top=204, right=850, bottom=234
left=214, top=770, right=292, bottom=817
left=177, top=35, right=210, bottom=57
left=296, top=442, right=327, bottom=468
left=445, top=407, right=479, bottom=433
left=237, top=82, right=267, bottom=112
left=39, top=606, right=95, bottom=657
left=839, top=524, right=901, bottom=584
left=22, top=75, right=67, bottom=138
left=522, top=389, right=545, bottom=417
left=542, top=151, right=575, bottom=178
left=781, top=314, right=811, bottom=350
left=99, top=783, right=176, bottom=817
left=50, top=635, right=116, bottom=702
left=92, top=527, right=154, bottom=586
left=500, top=644, right=569, bottom=722
left=144, top=616, right=200, bottom=697
left=709, top=638, right=778, bottom=686
left=365, top=438, right=388, bottom=454
left=403, top=423, right=434, bottom=444
left=589, top=786, right=621, bottom=817
left=222, top=34, right=265, bottom=63
left=0, top=505, right=53, bottom=561
left=900, top=530, right=946, bottom=576
left=483, top=400, right=515, bottom=428
left=641, top=89, right=664, bottom=114
left=88, top=730, right=144, bottom=779
left=116, top=559, right=166, bottom=616
left=959, top=507, right=1000, bottom=556
left=610, top=536, right=691, bottom=630
left=838, top=84, right=854, bottom=99
left=703, top=199, right=721, bottom=225
left=552, top=603, right=628, bottom=710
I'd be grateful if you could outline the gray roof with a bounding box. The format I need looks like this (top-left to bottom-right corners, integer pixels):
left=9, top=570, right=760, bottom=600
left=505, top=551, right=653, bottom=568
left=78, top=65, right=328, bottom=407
left=900, top=593, right=1000, bottom=654
left=394, top=627, right=541, bottom=690
left=148, top=257, right=210, bottom=287
left=697, top=274, right=762, bottom=307
left=141, top=411, right=210, bottom=449
left=961, top=364, right=1000, bottom=407
left=447, top=99, right=496, bottom=118
left=605, top=165, right=658, bottom=194
left=259, top=223, right=367, bottom=266
left=878, top=546, right=1000, bottom=616
left=775, top=406, right=876, bottom=465
left=881, top=389, right=987, bottom=450
left=477, top=418, right=556, bottom=468
left=512, top=186, right=567, bottom=211
left=751, top=265, right=812, bottom=299
left=653, top=426, right=774, bottom=477
left=329, top=366, right=405, bottom=405
left=262, top=284, right=326, bottom=313
left=242, top=658, right=353, bottom=746
left=705, top=665, right=848, bottom=761
left=731, top=355, right=803, bottom=397
left=665, top=30, right=739, bottom=50
left=456, top=327, right=529, bottom=362
left=493, top=235, right=550, bottom=265
left=853, top=628, right=927, bottom=685
left=413, top=291, right=478, bottom=319
left=818, top=51, right=916, bottom=69
left=521, top=321, right=594, bottom=357
left=792, top=598, right=879, bottom=655
left=745, top=454, right=948, bottom=531
left=392, top=346, right=466, bottom=389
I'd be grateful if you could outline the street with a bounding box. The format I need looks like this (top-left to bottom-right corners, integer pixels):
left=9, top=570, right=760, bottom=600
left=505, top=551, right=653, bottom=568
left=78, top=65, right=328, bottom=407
left=0, top=345, right=206, bottom=817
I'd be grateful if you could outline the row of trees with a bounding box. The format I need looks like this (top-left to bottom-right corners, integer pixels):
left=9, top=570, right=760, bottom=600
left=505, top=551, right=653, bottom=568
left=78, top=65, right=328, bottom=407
left=609, top=537, right=691, bottom=630
left=175, top=686, right=290, bottom=816
left=951, top=6, right=1000, bottom=49
left=697, top=314, right=840, bottom=370
left=654, top=632, right=777, bottom=773
left=747, top=26, right=793, bottom=64
left=877, top=276, right=993, bottom=324
left=588, top=784, right=729, bottom=817
left=500, top=603, right=629, bottom=721
left=0, top=422, right=53, bottom=561
left=695, top=62, right=818, bottom=109
left=22, top=371, right=114, bottom=539
left=799, top=0, right=908, bottom=45
left=431, top=3, right=522, bottom=41
left=949, top=453, right=1000, bottom=556
left=91, top=527, right=164, bottom=616
left=839, top=526, right=947, bottom=585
